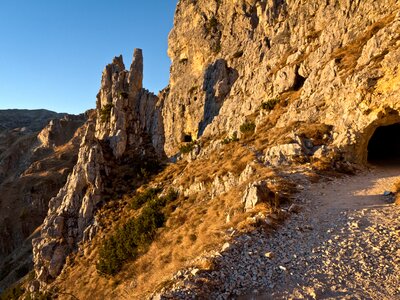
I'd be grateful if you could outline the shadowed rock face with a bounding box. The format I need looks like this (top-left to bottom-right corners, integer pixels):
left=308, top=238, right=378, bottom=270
left=0, top=111, right=86, bottom=293
left=0, top=109, right=66, bottom=133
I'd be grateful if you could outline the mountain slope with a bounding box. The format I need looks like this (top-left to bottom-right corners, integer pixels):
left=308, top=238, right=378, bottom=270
left=0, top=110, right=86, bottom=293
left=4, top=0, right=400, bottom=298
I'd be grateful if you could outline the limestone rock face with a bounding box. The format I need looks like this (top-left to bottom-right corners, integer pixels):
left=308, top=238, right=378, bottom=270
left=33, top=121, right=105, bottom=285
left=162, top=0, right=400, bottom=162
left=32, top=49, right=165, bottom=287
left=242, top=181, right=273, bottom=211
left=95, top=49, right=164, bottom=157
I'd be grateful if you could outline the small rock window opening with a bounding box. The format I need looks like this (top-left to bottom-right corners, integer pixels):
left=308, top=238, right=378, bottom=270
left=183, top=134, right=193, bottom=143
left=367, top=123, right=400, bottom=163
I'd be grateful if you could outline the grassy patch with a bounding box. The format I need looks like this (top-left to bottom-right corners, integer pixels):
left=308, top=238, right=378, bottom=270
left=240, top=121, right=256, bottom=135
left=179, top=142, right=196, bottom=154
left=261, top=98, right=280, bottom=111
left=222, top=132, right=239, bottom=145
left=130, top=187, right=162, bottom=210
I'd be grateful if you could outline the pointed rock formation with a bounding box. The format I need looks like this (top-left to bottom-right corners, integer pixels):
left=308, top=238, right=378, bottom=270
left=32, top=49, right=165, bottom=288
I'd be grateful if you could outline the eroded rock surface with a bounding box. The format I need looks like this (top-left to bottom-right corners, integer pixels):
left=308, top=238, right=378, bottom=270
left=32, top=49, right=165, bottom=288
left=162, top=0, right=400, bottom=163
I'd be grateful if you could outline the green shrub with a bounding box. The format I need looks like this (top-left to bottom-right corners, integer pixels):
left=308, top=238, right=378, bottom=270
left=100, top=103, right=114, bottom=123
left=161, top=189, right=179, bottom=204
left=131, top=187, right=162, bottom=210
left=261, top=98, right=280, bottom=111
left=179, top=142, right=195, bottom=154
left=222, top=132, right=239, bottom=145
left=97, top=189, right=178, bottom=276
left=240, top=121, right=256, bottom=134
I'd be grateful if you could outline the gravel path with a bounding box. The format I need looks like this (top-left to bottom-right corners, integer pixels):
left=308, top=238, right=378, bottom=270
left=162, top=164, right=400, bottom=299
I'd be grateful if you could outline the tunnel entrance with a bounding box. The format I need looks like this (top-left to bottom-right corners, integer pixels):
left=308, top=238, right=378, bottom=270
left=367, top=123, right=400, bottom=164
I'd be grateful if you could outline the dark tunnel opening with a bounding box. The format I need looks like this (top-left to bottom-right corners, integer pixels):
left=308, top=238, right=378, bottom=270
left=367, top=123, right=400, bottom=164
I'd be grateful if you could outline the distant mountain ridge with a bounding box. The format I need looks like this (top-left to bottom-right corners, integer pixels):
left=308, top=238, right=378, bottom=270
left=0, top=109, right=86, bottom=293
left=0, top=109, right=67, bottom=133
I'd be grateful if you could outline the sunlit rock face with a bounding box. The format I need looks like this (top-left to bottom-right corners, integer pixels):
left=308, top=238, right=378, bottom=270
left=163, top=0, right=400, bottom=160
left=32, top=49, right=165, bottom=288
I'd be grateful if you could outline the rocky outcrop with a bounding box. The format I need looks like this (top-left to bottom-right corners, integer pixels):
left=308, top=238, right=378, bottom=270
left=37, top=115, right=86, bottom=149
left=95, top=50, right=164, bottom=158
left=162, top=0, right=400, bottom=164
left=242, top=181, right=275, bottom=211
left=32, top=49, right=165, bottom=288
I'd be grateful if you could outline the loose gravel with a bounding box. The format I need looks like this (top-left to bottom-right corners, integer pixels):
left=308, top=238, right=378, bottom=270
left=160, top=165, right=400, bottom=299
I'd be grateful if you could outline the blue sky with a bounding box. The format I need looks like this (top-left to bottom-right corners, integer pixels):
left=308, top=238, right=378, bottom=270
left=0, top=1, right=177, bottom=114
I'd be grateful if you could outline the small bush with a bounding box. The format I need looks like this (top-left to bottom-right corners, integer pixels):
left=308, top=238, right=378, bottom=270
left=240, top=121, right=256, bottom=134
left=261, top=98, right=280, bottom=111
left=131, top=187, right=162, bottom=210
left=179, top=142, right=195, bottom=154
left=97, top=189, right=178, bottom=276
left=222, top=132, right=239, bottom=145
left=100, top=103, right=114, bottom=123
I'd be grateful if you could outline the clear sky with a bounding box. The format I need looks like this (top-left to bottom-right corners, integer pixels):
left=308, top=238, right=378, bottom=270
left=0, top=1, right=177, bottom=114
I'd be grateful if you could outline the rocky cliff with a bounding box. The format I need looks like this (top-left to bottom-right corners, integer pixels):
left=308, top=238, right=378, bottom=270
left=0, top=111, right=85, bottom=292
left=163, top=0, right=400, bottom=163
left=32, top=49, right=164, bottom=289
left=15, top=0, right=400, bottom=298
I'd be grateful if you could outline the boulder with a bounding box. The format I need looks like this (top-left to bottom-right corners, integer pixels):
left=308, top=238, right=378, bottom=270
left=242, top=181, right=273, bottom=211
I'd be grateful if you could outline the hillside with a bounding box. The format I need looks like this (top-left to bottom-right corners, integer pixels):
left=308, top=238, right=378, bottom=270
left=0, top=110, right=86, bottom=293
left=2, top=0, right=400, bottom=299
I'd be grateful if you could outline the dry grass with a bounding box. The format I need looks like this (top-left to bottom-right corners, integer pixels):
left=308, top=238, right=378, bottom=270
left=45, top=123, right=301, bottom=299
left=332, top=13, right=396, bottom=80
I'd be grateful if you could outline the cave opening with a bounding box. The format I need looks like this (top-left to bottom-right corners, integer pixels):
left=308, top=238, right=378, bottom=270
left=367, top=123, right=400, bottom=164
left=293, top=68, right=306, bottom=91
left=183, top=134, right=193, bottom=143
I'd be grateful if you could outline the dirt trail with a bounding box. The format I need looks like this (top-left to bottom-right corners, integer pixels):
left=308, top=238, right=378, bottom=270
left=163, top=165, right=400, bottom=299
left=255, top=164, right=400, bottom=299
